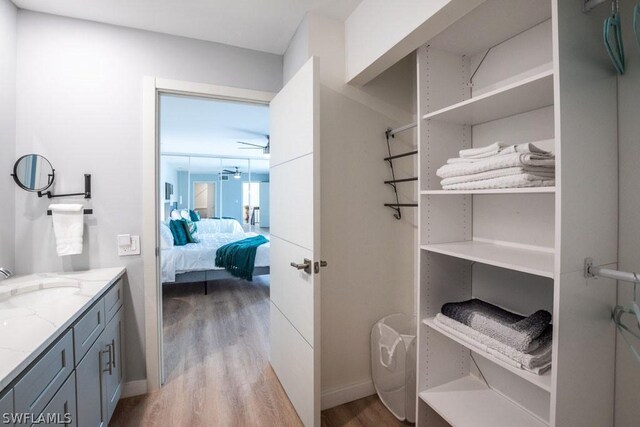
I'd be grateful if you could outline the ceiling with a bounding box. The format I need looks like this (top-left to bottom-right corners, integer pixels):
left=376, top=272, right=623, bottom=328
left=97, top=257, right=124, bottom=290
left=160, top=94, right=271, bottom=174
left=12, top=0, right=363, bottom=54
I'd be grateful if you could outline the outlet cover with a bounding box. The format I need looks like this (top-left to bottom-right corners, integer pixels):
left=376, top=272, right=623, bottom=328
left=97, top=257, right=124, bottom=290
left=118, top=235, right=141, bottom=256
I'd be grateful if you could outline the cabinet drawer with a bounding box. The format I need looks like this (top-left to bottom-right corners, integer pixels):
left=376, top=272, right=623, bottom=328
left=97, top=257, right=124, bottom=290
left=104, top=279, right=123, bottom=322
left=34, top=372, right=76, bottom=427
left=14, top=330, right=73, bottom=416
left=0, top=389, right=14, bottom=427
left=73, top=300, right=105, bottom=365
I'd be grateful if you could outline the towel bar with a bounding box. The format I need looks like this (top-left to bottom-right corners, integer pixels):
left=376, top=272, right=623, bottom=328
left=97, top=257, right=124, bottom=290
left=47, top=209, right=93, bottom=216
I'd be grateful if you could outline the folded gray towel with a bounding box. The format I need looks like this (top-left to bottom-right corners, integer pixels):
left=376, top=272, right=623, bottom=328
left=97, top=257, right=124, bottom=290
left=435, top=314, right=552, bottom=373
left=441, top=299, right=552, bottom=353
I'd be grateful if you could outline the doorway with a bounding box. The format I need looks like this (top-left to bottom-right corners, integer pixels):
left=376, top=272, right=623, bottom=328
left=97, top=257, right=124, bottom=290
left=142, top=78, right=275, bottom=392
left=193, top=181, right=215, bottom=219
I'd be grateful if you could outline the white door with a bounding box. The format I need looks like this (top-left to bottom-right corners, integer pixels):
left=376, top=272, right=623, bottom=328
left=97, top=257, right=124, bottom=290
left=269, top=57, right=321, bottom=426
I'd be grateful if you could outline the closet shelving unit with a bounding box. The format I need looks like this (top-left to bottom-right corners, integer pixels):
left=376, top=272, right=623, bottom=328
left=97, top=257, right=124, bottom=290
left=415, top=0, right=619, bottom=426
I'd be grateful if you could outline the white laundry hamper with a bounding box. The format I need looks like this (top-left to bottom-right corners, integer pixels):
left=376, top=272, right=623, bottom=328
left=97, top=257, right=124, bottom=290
left=370, top=313, right=416, bottom=423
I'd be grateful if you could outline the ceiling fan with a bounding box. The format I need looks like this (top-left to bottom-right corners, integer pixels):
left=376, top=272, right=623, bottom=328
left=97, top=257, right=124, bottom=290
left=237, top=135, right=270, bottom=158
left=221, top=167, right=242, bottom=179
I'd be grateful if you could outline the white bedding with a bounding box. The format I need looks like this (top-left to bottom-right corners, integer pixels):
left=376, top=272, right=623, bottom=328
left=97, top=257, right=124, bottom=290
left=196, top=218, right=245, bottom=235
left=161, top=232, right=270, bottom=283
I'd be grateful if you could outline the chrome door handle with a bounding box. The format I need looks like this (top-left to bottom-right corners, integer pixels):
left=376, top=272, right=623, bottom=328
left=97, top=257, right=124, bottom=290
left=290, top=258, right=312, bottom=274
left=314, top=260, right=328, bottom=274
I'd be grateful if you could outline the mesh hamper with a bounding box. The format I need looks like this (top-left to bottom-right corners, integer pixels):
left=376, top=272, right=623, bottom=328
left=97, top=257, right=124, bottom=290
left=370, top=313, right=416, bottom=423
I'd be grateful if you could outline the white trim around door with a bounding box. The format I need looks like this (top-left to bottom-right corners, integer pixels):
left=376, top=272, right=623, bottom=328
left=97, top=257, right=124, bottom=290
left=142, top=77, right=275, bottom=391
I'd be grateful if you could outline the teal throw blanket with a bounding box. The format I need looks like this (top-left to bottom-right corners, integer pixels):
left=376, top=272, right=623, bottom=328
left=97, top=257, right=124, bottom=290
left=215, top=235, right=268, bottom=281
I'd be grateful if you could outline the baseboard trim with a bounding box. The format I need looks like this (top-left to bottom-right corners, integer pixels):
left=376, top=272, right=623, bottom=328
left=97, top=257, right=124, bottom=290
left=122, top=380, right=148, bottom=398
left=321, top=379, right=376, bottom=410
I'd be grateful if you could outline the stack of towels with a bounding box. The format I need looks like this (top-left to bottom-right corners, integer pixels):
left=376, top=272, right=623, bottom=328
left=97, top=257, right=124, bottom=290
left=435, top=299, right=552, bottom=375
left=436, top=141, right=555, bottom=190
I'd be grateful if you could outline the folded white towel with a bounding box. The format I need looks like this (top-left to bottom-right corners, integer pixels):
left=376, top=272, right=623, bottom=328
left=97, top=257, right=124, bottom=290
left=49, top=204, right=84, bottom=256
left=437, top=152, right=555, bottom=179
left=459, top=142, right=507, bottom=158
left=435, top=314, right=551, bottom=374
left=440, top=167, right=555, bottom=186
left=442, top=174, right=555, bottom=190
left=459, top=142, right=552, bottom=159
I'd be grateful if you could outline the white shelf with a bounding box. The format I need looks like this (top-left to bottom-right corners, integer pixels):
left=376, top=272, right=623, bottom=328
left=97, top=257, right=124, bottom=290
left=421, top=240, right=554, bottom=278
left=422, top=187, right=556, bottom=195
left=423, top=317, right=552, bottom=392
left=419, top=376, right=548, bottom=427
left=421, top=70, right=554, bottom=125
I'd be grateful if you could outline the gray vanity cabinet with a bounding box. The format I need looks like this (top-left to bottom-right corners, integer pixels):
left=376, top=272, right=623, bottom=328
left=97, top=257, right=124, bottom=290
left=75, top=282, right=124, bottom=427
left=0, top=276, right=125, bottom=427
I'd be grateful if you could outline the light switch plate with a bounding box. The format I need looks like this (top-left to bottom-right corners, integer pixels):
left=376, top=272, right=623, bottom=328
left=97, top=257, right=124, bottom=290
left=118, top=235, right=141, bottom=256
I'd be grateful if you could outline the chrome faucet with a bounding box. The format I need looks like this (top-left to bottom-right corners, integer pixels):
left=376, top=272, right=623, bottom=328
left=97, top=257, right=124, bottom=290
left=0, top=268, right=13, bottom=280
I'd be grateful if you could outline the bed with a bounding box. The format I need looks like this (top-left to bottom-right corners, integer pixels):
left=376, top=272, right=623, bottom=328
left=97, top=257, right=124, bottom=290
left=160, top=218, right=270, bottom=290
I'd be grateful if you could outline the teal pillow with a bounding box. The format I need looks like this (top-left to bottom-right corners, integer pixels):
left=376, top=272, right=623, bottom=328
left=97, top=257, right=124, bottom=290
left=169, top=219, right=189, bottom=246
left=189, top=209, right=201, bottom=221
left=183, top=219, right=199, bottom=243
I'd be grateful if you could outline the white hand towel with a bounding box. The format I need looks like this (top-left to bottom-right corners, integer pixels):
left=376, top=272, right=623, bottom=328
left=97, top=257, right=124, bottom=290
left=49, top=204, right=84, bottom=256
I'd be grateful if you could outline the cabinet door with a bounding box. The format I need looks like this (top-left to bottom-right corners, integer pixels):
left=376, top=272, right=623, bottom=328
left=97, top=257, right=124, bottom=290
left=0, top=389, right=14, bottom=427
left=14, top=331, right=74, bottom=417
left=76, top=333, right=107, bottom=427
left=103, top=308, right=123, bottom=423
left=34, top=372, right=76, bottom=427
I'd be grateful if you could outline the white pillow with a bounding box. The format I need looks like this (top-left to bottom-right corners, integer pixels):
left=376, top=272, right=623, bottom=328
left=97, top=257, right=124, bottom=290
left=170, top=210, right=181, bottom=220
left=160, top=222, right=174, bottom=249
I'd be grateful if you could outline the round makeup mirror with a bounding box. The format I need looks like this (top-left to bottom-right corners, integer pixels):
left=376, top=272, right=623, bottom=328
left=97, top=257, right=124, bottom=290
left=12, top=154, right=55, bottom=192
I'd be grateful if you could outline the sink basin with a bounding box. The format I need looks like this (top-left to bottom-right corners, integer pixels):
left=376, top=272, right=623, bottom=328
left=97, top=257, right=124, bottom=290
left=0, top=283, right=87, bottom=327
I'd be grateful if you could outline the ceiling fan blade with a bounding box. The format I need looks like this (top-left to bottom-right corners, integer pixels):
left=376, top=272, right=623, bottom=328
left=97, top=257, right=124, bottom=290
left=237, top=147, right=261, bottom=150
left=222, top=170, right=234, bottom=174
left=229, top=127, right=269, bottom=138
left=236, top=141, right=265, bottom=148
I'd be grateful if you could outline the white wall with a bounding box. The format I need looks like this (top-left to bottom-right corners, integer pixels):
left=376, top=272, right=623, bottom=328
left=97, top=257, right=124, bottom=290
left=0, top=0, right=16, bottom=272
left=615, top=1, right=640, bottom=425
left=284, top=12, right=417, bottom=407
left=283, top=17, right=310, bottom=86
left=345, top=0, right=483, bottom=85
left=14, top=11, right=282, bottom=383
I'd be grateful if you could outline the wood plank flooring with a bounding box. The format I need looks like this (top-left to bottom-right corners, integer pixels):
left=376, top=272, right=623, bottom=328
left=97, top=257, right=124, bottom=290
left=110, top=277, right=409, bottom=427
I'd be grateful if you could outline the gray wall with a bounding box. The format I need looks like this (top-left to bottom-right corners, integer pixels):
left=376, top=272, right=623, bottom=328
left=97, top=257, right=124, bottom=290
left=0, top=0, right=16, bottom=272
left=615, top=1, right=640, bottom=425
left=14, top=11, right=282, bottom=383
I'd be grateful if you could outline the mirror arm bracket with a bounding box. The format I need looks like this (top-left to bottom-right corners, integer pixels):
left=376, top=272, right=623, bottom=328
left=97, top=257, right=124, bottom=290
left=36, top=174, right=91, bottom=199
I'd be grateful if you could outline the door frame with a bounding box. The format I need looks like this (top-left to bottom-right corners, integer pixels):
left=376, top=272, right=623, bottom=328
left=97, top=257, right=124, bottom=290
left=142, top=77, right=275, bottom=391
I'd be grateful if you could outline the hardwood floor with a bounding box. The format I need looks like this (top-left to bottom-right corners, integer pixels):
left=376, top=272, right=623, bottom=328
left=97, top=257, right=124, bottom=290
left=321, top=395, right=413, bottom=427
left=110, top=277, right=409, bottom=427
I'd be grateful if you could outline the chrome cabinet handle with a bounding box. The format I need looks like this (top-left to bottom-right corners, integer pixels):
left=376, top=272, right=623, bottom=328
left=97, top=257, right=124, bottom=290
left=290, top=258, right=312, bottom=274
left=111, top=339, right=116, bottom=369
left=102, top=345, right=113, bottom=375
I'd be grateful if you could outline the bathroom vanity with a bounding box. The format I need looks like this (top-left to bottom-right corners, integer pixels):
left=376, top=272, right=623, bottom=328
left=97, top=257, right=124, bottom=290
left=0, top=267, right=126, bottom=426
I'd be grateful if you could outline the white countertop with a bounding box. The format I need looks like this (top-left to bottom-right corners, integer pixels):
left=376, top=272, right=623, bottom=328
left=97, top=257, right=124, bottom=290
left=0, top=267, right=126, bottom=391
